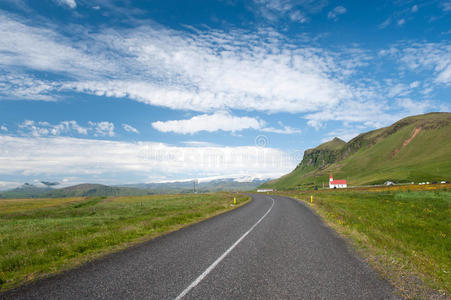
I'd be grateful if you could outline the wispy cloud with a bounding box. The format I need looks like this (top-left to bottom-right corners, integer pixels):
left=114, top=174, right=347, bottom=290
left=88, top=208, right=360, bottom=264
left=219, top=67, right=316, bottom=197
left=379, top=17, right=392, bottom=29
left=0, top=125, right=7, bottom=131
left=327, top=6, right=347, bottom=21
left=441, top=1, right=451, bottom=11
left=17, top=120, right=116, bottom=137
left=382, top=42, right=451, bottom=85
left=0, top=14, right=115, bottom=79
left=122, top=124, right=139, bottom=134
left=0, top=73, right=57, bottom=101
left=54, top=0, right=76, bottom=9
left=251, top=0, right=326, bottom=23
left=88, top=121, right=115, bottom=137
left=261, top=124, right=301, bottom=134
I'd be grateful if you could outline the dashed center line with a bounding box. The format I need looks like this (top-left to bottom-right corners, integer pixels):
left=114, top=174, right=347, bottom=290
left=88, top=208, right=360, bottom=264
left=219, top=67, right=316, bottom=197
left=174, top=196, right=275, bottom=300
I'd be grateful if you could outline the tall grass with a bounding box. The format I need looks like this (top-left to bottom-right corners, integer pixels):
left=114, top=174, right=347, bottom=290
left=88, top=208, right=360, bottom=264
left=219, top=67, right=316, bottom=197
left=0, top=193, right=249, bottom=291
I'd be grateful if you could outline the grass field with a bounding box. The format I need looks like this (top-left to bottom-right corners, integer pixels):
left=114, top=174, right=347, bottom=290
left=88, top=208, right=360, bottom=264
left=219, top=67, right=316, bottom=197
left=277, top=184, right=451, bottom=298
left=0, top=193, right=249, bottom=291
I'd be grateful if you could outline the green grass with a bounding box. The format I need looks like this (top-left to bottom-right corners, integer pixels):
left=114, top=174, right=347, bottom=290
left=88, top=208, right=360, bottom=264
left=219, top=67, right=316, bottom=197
left=277, top=186, right=451, bottom=298
left=0, top=193, right=249, bottom=291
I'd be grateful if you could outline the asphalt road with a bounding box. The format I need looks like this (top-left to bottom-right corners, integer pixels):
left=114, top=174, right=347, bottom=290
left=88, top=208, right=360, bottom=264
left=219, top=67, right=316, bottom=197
left=2, top=194, right=398, bottom=299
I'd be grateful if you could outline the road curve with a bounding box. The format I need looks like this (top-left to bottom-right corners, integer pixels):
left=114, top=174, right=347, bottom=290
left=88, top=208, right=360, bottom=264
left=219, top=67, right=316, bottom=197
left=1, top=194, right=397, bottom=299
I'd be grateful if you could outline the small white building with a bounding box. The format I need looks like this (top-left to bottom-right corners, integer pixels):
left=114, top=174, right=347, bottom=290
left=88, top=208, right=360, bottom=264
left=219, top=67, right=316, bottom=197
left=329, top=173, right=347, bottom=189
left=257, top=189, right=274, bottom=193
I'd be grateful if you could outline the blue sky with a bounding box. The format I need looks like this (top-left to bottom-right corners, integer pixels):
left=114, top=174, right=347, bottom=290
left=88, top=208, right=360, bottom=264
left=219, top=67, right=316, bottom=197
left=0, top=0, right=450, bottom=189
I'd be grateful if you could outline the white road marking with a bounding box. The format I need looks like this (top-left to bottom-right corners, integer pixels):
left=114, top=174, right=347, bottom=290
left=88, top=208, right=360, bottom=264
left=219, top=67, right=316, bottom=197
left=174, top=196, right=275, bottom=300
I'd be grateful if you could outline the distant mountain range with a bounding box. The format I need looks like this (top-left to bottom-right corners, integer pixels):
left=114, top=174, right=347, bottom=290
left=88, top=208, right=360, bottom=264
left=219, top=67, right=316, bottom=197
left=0, top=178, right=269, bottom=199
left=262, top=112, right=451, bottom=190
left=118, top=178, right=269, bottom=194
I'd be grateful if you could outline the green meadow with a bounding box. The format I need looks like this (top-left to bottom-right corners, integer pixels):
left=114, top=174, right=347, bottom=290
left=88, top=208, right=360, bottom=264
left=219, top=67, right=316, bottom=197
left=0, top=193, right=249, bottom=291
left=278, top=185, right=451, bottom=298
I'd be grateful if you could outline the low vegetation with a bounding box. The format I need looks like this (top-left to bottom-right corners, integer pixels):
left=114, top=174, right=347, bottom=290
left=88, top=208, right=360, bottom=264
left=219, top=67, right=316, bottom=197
left=277, top=184, right=450, bottom=298
left=0, top=193, right=249, bottom=291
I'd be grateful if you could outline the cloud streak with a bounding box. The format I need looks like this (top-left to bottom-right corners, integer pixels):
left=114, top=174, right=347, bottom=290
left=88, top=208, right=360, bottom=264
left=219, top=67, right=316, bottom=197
left=0, top=135, right=297, bottom=183
left=152, top=112, right=301, bottom=134
left=152, top=112, right=263, bottom=134
left=122, top=124, right=139, bottom=134
left=328, top=6, right=347, bottom=21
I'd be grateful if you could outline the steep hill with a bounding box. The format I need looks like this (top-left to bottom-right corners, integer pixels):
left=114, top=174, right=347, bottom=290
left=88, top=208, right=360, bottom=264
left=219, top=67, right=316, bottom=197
left=262, top=112, right=451, bottom=189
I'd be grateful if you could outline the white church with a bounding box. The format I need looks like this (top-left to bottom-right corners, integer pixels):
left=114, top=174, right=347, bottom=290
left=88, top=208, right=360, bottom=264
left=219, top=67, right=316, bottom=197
left=329, top=173, right=347, bottom=189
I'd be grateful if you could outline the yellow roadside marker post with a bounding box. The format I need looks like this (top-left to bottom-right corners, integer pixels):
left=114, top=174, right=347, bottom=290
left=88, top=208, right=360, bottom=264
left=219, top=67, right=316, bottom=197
left=310, top=195, right=313, bottom=203
left=234, top=197, right=237, bottom=205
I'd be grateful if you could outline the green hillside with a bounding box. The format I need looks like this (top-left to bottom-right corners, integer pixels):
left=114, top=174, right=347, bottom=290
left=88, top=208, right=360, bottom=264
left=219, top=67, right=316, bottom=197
left=263, top=112, right=451, bottom=190
left=0, top=184, right=152, bottom=199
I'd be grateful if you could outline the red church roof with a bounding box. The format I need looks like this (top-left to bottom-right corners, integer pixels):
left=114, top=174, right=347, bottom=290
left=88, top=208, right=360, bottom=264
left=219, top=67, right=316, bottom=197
left=331, top=180, right=347, bottom=184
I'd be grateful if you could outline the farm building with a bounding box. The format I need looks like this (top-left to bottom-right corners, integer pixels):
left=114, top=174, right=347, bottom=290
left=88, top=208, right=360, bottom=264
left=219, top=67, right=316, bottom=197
left=329, top=173, right=347, bottom=189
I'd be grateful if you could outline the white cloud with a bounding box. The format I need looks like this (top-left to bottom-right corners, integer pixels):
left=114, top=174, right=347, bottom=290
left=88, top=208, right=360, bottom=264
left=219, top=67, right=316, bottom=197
left=411, top=5, right=418, bottom=13
left=304, top=97, right=434, bottom=130
left=251, top=0, right=327, bottom=23
left=0, top=14, right=115, bottom=80
left=181, top=141, right=219, bottom=147
left=122, top=124, right=139, bottom=134
left=0, top=181, right=21, bottom=191
left=89, top=121, right=115, bottom=137
left=328, top=6, right=347, bottom=21
left=152, top=112, right=302, bottom=135
left=152, top=112, right=263, bottom=134
left=388, top=83, right=409, bottom=97
left=396, top=98, right=431, bottom=115
left=62, top=25, right=352, bottom=114
left=17, top=120, right=102, bottom=137
left=410, top=81, right=420, bottom=88
left=261, top=125, right=301, bottom=134
left=0, top=73, right=57, bottom=101
left=397, top=43, right=451, bottom=85
left=19, top=120, right=50, bottom=137
left=379, top=17, right=392, bottom=29
left=289, top=10, right=308, bottom=23
left=307, top=119, right=323, bottom=130
left=0, top=135, right=297, bottom=183
left=397, top=19, right=406, bottom=26
left=0, top=125, right=7, bottom=131
left=52, top=121, right=88, bottom=135
left=54, top=0, right=76, bottom=9
left=441, top=1, right=451, bottom=11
